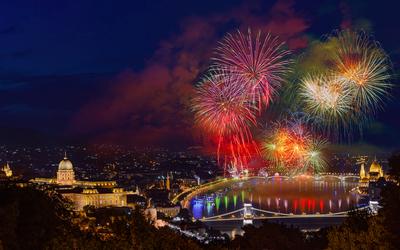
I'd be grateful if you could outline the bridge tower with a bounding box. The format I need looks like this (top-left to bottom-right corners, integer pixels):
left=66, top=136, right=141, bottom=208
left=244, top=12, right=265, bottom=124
left=243, top=203, right=254, bottom=225
left=369, top=201, right=379, bottom=215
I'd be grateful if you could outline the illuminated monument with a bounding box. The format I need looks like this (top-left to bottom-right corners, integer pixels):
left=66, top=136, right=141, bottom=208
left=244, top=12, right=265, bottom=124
left=31, top=154, right=138, bottom=210
left=359, top=158, right=384, bottom=185
left=1, top=163, right=13, bottom=178
left=56, top=153, right=75, bottom=185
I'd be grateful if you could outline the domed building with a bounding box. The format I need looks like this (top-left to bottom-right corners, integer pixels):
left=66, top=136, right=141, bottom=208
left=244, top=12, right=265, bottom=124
left=30, top=153, right=140, bottom=210
left=56, top=153, right=75, bottom=185
left=359, top=158, right=384, bottom=185
left=368, top=159, right=384, bottom=181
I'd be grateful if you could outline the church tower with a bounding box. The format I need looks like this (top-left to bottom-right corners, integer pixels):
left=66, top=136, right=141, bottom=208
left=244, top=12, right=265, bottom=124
left=360, top=163, right=366, bottom=179
left=166, top=173, right=171, bottom=191
left=2, top=163, right=13, bottom=177
left=56, top=153, right=75, bottom=185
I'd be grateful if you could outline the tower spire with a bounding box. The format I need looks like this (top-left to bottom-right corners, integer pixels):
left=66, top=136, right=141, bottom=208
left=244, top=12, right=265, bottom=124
left=64, top=151, right=67, bottom=159
left=360, top=163, right=366, bottom=179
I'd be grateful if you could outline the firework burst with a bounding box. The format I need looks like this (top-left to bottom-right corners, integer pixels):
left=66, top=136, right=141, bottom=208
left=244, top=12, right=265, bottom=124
left=262, top=117, right=328, bottom=174
left=299, top=74, right=353, bottom=134
left=333, top=30, right=391, bottom=115
left=191, top=72, right=258, bottom=170
left=212, top=29, right=291, bottom=110
left=298, top=30, right=391, bottom=138
left=192, top=72, right=256, bottom=137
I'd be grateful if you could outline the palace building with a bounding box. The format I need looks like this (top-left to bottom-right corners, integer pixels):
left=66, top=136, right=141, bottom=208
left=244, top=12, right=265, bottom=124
left=30, top=154, right=139, bottom=210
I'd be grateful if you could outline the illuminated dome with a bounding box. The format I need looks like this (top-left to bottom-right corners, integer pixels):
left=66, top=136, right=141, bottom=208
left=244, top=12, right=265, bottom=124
left=58, top=155, right=73, bottom=170
left=369, top=161, right=382, bottom=173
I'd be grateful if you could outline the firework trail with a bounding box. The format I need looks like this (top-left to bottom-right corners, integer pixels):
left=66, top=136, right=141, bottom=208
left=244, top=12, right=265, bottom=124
left=212, top=29, right=291, bottom=111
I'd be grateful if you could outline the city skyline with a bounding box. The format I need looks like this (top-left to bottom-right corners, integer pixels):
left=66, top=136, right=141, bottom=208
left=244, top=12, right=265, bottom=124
left=1, top=1, right=400, bottom=248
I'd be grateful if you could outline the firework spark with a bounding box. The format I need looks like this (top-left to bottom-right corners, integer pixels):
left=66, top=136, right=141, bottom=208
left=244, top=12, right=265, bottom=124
left=212, top=29, right=291, bottom=110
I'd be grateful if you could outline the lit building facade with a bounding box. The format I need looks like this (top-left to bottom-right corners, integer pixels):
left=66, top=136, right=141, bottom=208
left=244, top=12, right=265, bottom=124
left=31, top=154, right=138, bottom=211
left=60, top=188, right=131, bottom=211
left=359, top=159, right=385, bottom=187
left=57, top=154, right=75, bottom=185
left=155, top=205, right=181, bottom=218
left=1, top=163, right=13, bottom=178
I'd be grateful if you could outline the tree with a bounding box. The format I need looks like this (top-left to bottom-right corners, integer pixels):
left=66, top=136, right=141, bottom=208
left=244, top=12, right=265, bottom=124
left=379, top=183, right=400, bottom=247
left=388, top=151, right=400, bottom=182
left=0, top=186, right=77, bottom=250
left=326, top=210, right=392, bottom=249
left=230, top=222, right=306, bottom=250
left=378, top=151, right=400, bottom=247
left=129, top=207, right=201, bottom=250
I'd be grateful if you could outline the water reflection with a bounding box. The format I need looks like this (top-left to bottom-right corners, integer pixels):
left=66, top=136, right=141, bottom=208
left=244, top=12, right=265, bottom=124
left=190, top=178, right=365, bottom=219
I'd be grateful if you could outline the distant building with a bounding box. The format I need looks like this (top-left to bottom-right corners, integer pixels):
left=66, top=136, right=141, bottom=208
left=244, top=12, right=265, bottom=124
left=31, top=153, right=116, bottom=187
left=156, top=205, right=181, bottom=218
left=359, top=158, right=386, bottom=198
left=57, top=154, right=75, bottom=185
left=60, top=187, right=133, bottom=211
left=368, top=160, right=384, bottom=181
left=30, top=154, right=140, bottom=211
left=359, top=158, right=384, bottom=185
left=165, top=173, right=171, bottom=191
left=1, top=163, right=13, bottom=177
left=0, top=163, right=13, bottom=183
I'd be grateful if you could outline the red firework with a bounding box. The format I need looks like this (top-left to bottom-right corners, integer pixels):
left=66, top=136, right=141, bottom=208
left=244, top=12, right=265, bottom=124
left=191, top=72, right=258, bottom=170
left=192, top=72, right=256, bottom=137
left=212, top=29, right=291, bottom=110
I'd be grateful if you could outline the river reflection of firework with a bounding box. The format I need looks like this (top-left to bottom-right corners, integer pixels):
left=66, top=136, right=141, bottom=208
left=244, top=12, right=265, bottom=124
left=189, top=179, right=363, bottom=219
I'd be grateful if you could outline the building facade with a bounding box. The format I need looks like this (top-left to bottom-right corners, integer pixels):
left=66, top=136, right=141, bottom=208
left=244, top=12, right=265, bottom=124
left=31, top=154, right=139, bottom=211
left=359, top=159, right=385, bottom=188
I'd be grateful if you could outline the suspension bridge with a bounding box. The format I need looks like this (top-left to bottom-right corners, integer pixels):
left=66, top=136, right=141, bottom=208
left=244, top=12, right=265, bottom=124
left=262, top=173, right=360, bottom=182
left=199, top=203, right=373, bottom=225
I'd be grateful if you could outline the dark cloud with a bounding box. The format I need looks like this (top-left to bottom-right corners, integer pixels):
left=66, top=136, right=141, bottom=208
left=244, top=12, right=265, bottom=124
left=0, top=25, right=18, bottom=35
left=0, top=73, right=112, bottom=135
left=71, top=0, right=310, bottom=148
left=329, top=142, right=387, bottom=155
left=0, top=49, right=32, bottom=60
left=1, top=0, right=398, bottom=150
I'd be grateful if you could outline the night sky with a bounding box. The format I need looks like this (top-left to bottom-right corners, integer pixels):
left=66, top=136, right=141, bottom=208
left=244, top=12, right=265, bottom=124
left=1, top=0, right=400, bottom=150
